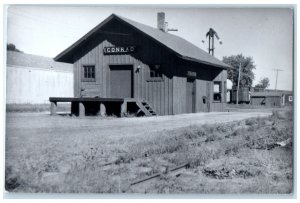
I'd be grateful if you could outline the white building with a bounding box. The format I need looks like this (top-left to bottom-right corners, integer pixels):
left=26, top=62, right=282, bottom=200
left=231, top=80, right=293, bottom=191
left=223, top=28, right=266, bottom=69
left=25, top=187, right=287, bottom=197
left=6, top=51, right=73, bottom=104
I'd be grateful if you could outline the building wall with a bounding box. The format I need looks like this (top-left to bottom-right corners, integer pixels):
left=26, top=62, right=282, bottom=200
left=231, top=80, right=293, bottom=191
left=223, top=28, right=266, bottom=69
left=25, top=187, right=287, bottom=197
left=195, top=79, right=210, bottom=112
left=172, top=76, right=186, bottom=114
left=251, top=97, right=265, bottom=106
left=73, top=31, right=175, bottom=115
left=251, top=96, right=282, bottom=107
left=6, top=65, right=73, bottom=104
left=265, top=96, right=282, bottom=107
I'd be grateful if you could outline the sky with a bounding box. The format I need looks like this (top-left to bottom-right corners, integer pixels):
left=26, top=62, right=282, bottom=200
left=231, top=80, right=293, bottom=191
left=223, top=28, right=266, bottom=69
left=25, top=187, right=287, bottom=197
left=6, top=5, right=294, bottom=91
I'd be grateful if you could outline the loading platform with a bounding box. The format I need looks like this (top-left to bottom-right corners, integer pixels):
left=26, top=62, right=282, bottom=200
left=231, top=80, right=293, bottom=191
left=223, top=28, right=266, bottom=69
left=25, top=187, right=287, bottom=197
left=49, top=97, right=157, bottom=117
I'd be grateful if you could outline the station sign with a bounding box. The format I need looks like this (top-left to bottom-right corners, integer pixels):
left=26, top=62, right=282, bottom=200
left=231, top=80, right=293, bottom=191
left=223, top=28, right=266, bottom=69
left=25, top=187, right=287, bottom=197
left=103, top=46, right=136, bottom=55
left=187, top=71, right=197, bottom=78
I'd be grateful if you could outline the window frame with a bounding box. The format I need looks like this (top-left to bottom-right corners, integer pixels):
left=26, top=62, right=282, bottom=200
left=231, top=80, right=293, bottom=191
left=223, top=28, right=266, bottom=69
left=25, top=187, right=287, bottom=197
left=82, top=65, right=96, bottom=82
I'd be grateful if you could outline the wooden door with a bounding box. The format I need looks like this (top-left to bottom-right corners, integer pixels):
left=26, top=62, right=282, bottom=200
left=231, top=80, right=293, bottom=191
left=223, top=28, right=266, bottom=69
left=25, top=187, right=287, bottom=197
left=186, top=78, right=196, bottom=113
left=110, top=65, right=133, bottom=98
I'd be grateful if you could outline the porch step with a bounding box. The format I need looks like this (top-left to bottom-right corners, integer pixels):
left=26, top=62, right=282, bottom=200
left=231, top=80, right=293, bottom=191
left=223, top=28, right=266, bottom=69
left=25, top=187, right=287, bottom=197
left=136, top=100, right=157, bottom=116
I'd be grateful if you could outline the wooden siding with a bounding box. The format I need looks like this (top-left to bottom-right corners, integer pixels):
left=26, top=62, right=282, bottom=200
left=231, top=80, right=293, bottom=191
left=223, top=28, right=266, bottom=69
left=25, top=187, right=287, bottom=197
left=73, top=20, right=174, bottom=115
left=195, top=80, right=210, bottom=112
left=71, top=18, right=227, bottom=115
left=172, top=76, right=186, bottom=114
left=252, top=96, right=282, bottom=107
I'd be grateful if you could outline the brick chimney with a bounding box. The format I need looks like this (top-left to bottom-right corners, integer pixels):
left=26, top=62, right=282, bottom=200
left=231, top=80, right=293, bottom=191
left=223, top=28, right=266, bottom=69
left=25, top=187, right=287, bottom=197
left=157, top=12, right=165, bottom=32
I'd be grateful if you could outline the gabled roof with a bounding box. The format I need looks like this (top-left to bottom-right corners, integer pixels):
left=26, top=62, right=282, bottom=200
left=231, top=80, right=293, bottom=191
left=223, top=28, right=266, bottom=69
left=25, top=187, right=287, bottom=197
left=7, top=51, right=73, bottom=72
left=55, top=14, right=230, bottom=69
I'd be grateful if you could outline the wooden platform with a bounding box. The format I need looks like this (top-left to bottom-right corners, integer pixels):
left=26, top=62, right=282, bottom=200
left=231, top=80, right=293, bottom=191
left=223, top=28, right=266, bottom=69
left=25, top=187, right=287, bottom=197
left=49, top=97, right=157, bottom=117
left=49, top=97, right=125, bottom=102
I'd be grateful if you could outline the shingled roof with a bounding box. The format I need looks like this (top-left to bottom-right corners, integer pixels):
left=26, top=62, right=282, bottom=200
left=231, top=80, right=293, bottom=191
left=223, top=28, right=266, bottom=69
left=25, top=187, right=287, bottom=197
left=55, top=14, right=230, bottom=69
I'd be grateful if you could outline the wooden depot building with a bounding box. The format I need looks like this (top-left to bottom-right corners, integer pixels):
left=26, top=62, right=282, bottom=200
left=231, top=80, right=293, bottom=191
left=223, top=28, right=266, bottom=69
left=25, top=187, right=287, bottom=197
left=50, top=12, right=230, bottom=117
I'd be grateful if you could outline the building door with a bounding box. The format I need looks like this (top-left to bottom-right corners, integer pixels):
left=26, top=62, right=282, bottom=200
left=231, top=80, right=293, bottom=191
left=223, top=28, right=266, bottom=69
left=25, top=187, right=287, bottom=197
left=110, top=65, right=133, bottom=98
left=186, top=78, right=196, bottom=113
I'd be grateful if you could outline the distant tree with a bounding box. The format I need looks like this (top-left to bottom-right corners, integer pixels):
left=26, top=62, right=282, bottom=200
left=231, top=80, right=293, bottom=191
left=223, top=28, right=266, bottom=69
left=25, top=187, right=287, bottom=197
left=222, top=54, right=256, bottom=87
left=7, top=43, right=23, bottom=53
left=254, top=77, right=270, bottom=90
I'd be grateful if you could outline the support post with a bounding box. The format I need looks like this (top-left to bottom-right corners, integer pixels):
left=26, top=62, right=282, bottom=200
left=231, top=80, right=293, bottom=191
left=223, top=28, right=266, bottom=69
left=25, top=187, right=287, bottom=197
left=71, top=102, right=79, bottom=116
left=121, top=101, right=127, bottom=117
left=79, top=102, right=85, bottom=117
left=50, top=101, right=57, bottom=116
left=98, top=102, right=106, bottom=117
left=208, top=36, right=211, bottom=55
left=212, top=35, right=214, bottom=56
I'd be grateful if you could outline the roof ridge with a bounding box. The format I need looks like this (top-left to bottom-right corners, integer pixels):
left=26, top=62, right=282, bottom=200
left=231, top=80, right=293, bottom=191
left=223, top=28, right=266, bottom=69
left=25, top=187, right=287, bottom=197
left=114, top=14, right=229, bottom=68
left=55, top=13, right=230, bottom=68
left=115, top=14, right=203, bottom=49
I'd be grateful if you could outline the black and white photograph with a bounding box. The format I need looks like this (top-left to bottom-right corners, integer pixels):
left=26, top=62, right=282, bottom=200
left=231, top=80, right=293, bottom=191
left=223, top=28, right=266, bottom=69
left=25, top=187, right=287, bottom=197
left=3, top=4, right=295, bottom=196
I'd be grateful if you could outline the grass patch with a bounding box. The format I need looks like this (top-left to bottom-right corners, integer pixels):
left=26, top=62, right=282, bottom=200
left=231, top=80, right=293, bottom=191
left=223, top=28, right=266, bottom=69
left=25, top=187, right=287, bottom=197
left=5, top=110, right=293, bottom=193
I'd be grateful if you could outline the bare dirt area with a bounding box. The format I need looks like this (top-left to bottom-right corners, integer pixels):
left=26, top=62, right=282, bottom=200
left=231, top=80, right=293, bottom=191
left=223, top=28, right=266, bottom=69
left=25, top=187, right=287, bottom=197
left=5, top=110, right=293, bottom=194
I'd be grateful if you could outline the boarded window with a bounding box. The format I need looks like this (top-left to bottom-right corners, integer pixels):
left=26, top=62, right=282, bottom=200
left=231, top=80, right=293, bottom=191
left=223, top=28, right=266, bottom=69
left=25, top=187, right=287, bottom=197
left=82, top=65, right=96, bottom=82
left=149, top=65, right=162, bottom=78
left=213, top=81, right=222, bottom=102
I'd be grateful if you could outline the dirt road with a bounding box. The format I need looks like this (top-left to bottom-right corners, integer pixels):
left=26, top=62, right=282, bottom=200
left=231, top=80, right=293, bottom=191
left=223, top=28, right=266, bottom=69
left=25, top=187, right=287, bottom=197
left=6, top=111, right=272, bottom=138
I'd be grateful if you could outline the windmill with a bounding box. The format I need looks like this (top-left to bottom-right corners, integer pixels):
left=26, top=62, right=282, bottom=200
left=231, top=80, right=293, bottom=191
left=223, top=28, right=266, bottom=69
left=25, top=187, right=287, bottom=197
left=204, top=28, right=222, bottom=56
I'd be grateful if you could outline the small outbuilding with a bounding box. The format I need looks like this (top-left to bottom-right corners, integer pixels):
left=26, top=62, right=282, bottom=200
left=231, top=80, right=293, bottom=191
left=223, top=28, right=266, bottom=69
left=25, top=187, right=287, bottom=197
left=51, top=13, right=230, bottom=116
left=251, top=89, right=293, bottom=107
left=251, top=91, right=283, bottom=107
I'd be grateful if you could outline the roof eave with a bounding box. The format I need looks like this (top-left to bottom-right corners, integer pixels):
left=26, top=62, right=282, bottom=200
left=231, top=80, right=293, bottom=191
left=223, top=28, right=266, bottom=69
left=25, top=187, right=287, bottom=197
left=180, top=55, right=230, bottom=69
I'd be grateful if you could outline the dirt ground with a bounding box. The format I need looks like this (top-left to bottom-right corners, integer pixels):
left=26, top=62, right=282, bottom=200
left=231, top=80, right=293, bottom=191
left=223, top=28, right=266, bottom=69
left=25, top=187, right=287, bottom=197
left=5, top=110, right=293, bottom=194
left=6, top=111, right=272, bottom=139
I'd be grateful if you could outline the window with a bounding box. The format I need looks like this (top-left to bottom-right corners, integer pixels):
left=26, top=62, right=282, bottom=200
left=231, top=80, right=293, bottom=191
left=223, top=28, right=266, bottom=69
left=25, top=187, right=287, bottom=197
left=150, top=69, right=162, bottom=78
left=147, top=65, right=163, bottom=82
left=288, top=96, right=293, bottom=102
left=213, top=81, right=222, bottom=102
left=149, top=65, right=162, bottom=78
left=82, top=65, right=95, bottom=82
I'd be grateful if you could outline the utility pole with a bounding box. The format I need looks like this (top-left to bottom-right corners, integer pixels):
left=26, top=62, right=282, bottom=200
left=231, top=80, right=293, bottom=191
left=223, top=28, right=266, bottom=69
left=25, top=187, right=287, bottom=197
left=236, top=63, right=242, bottom=105
left=273, top=69, right=283, bottom=91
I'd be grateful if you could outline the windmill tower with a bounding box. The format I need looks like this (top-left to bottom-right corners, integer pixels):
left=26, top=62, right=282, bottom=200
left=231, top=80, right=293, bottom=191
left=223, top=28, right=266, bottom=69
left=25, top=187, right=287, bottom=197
left=205, top=28, right=222, bottom=56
